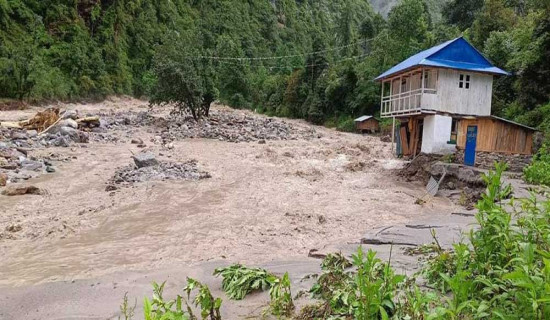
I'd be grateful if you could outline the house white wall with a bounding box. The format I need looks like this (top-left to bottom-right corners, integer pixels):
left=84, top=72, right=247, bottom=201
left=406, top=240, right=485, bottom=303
left=422, top=69, right=493, bottom=116
left=421, top=115, right=456, bottom=154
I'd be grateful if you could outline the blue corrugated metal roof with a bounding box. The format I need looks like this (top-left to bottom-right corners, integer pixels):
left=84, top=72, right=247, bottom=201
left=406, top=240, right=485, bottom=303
left=375, top=37, right=509, bottom=81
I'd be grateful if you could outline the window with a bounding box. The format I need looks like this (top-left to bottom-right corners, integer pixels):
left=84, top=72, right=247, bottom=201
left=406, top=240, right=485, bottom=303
left=459, top=74, right=471, bottom=89
left=401, top=78, right=407, bottom=92
left=423, top=69, right=437, bottom=93
left=449, top=118, right=458, bottom=144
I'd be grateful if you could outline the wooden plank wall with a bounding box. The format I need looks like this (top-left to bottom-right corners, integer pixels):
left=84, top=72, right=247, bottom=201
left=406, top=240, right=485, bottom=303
left=457, top=118, right=533, bottom=155
left=399, top=117, right=421, bottom=157
left=356, top=119, right=380, bottom=131
left=436, top=69, right=493, bottom=116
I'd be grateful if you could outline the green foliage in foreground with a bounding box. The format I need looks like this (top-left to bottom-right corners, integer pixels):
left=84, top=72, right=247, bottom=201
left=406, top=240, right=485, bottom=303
left=125, top=162, right=550, bottom=319
left=525, top=143, right=550, bottom=186
left=213, top=264, right=271, bottom=300
left=137, top=279, right=221, bottom=320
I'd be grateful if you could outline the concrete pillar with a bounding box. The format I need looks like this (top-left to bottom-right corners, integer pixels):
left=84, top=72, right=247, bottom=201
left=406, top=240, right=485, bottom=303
left=421, top=115, right=455, bottom=154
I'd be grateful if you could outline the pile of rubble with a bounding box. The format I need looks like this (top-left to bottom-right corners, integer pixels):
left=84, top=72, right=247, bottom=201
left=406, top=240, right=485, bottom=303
left=0, top=108, right=99, bottom=189
left=108, top=152, right=211, bottom=188
left=99, top=108, right=321, bottom=143
left=0, top=108, right=95, bottom=148
left=399, top=153, right=487, bottom=208
left=166, top=109, right=320, bottom=143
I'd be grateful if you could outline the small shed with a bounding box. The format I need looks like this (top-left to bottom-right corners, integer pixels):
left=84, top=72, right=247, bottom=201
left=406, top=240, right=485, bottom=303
left=457, top=116, right=535, bottom=155
left=354, top=116, right=380, bottom=133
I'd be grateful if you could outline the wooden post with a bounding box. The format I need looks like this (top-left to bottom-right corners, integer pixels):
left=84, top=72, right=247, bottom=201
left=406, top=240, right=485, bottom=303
left=421, top=68, right=425, bottom=109
left=389, top=79, right=393, bottom=114
left=391, top=116, right=396, bottom=156
left=380, top=81, right=385, bottom=115
left=398, top=76, right=403, bottom=111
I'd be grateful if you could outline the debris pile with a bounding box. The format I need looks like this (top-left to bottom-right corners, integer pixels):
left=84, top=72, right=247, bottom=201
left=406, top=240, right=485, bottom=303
left=0, top=138, right=59, bottom=185
left=163, top=109, right=320, bottom=143
left=108, top=152, right=211, bottom=187
left=399, top=153, right=443, bottom=182
left=98, top=109, right=321, bottom=143
left=0, top=108, right=92, bottom=148
left=399, top=153, right=487, bottom=208
left=0, top=108, right=97, bottom=188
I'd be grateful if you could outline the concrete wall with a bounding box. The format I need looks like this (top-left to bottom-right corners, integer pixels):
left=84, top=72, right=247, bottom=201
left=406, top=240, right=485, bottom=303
left=421, top=115, right=456, bottom=154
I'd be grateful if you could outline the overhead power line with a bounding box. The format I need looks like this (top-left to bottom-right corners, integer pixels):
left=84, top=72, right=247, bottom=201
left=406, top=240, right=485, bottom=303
left=188, top=37, right=375, bottom=61
left=211, top=52, right=371, bottom=70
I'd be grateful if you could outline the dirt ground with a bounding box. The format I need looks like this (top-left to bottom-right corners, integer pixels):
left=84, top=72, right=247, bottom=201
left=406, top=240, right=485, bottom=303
left=0, top=97, right=460, bottom=318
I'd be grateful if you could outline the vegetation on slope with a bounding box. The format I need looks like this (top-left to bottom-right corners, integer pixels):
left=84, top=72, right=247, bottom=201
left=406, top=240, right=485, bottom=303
left=0, top=0, right=548, bottom=129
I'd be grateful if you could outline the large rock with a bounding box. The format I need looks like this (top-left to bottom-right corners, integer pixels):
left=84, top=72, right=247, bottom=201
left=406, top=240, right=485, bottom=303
left=20, top=159, right=43, bottom=171
left=10, top=131, right=28, bottom=140
left=56, top=127, right=89, bottom=144
left=59, top=119, right=78, bottom=129
left=49, top=119, right=79, bottom=135
left=51, top=136, right=71, bottom=147
left=1, top=185, right=42, bottom=196
left=61, top=110, right=79, bottom=120
left=132, top=152, right=158, bottom=168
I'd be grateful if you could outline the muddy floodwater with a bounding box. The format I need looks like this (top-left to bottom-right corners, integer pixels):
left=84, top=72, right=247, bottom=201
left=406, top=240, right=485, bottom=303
left=0, top=98, right=459, bottom=318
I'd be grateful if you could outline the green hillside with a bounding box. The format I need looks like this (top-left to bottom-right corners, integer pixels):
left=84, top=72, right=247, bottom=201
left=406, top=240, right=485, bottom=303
left=0, top=0, right=549, bottom=132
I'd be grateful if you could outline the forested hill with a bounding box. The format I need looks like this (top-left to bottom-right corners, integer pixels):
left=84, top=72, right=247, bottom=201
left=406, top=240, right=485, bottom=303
left=0, top=0, right=549, bottom=132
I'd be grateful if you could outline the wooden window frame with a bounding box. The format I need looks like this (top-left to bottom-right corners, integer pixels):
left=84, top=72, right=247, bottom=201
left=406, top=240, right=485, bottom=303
left=459, top=73, right=471, bottom=89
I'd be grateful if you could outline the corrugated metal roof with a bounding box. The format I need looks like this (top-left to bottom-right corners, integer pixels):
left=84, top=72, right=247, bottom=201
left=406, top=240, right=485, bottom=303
left=489, top=115, right=537, bottom=131
left=375, top=37, right=509, bottom=81
left=354, top=115, right=374, bottom=122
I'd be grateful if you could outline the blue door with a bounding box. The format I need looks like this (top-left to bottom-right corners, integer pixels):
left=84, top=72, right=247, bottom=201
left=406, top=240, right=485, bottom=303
left=464, top=125, right=477, bottom=166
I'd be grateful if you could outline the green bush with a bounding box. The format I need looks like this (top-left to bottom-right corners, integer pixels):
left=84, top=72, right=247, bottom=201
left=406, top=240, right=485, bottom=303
left=214, top=264, right=271, bottom=300
left=524, top=142, right=550, bottom=186
left=336, top=116, right=356, bottom=133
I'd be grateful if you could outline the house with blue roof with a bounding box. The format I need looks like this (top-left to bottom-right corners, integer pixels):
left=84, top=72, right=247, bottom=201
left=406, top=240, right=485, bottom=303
left=375, top=37, right=534, bottom=164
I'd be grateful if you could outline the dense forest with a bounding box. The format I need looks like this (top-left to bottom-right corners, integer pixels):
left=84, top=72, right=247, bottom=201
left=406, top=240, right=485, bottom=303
left=0, top=0, right=549, bottom=131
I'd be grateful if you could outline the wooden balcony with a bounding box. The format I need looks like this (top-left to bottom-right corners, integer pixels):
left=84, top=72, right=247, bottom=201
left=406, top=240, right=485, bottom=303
left=380, top=88, right=437, bottom=117
left=379, top=68, right=438, bottom=118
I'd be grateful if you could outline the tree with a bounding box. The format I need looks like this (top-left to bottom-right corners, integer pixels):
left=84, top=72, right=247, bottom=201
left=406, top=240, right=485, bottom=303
left=150, top=31, right=218, bottom=121
left=443, top=0, right=485, bottom=30
left=470, top=0, right=517, bottom=47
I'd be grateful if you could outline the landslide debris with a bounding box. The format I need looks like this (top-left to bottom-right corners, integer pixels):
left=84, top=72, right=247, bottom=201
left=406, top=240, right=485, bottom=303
left=0, top=108, right=100, bottom=189
left=101, top=108, right=321, bottom=143
left=108, top=153, right=211, bottom=187
left=399, top=153, right=487, bottom=208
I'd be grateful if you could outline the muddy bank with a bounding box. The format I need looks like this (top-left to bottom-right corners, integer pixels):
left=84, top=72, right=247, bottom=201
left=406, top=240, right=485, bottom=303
left=399, top=153, right=487, bottom=208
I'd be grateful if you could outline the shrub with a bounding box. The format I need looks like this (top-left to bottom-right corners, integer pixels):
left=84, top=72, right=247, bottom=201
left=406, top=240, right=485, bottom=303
left=336, top=116, right=356, bottom=133
left=213, top=264, right=271, bottom=300
left=266, top=272, right=294, bottom=317
left=524, top=142, right=550, bottom=186
left=135, top=279, right=222, bottom=320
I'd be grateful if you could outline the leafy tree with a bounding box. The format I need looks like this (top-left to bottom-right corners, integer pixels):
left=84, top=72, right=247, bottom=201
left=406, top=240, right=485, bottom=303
left=443, top=0, right=485, bottom=30
left=150, top=31, right=218, bottom=120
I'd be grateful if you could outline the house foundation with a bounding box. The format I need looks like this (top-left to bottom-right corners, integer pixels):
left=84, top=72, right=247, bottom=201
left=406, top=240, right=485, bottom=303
left=421, top=115, right=455, bottom=154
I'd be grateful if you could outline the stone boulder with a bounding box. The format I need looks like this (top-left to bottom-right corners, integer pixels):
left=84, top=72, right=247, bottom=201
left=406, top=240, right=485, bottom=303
left=1, top=185, right=42, bottom=196
left=132, top=152, right=158, bottom=168
left=20, top=159, right=43, bottom=171
left=61, top=110, right=79, bottom=120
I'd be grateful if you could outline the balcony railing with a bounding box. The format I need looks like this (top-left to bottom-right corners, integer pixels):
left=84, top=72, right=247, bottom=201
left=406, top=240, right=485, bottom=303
left=380, top=88, right=436, bottom=117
